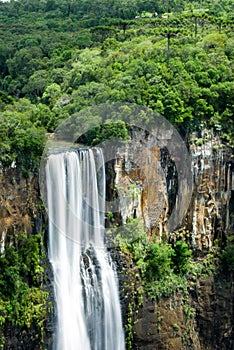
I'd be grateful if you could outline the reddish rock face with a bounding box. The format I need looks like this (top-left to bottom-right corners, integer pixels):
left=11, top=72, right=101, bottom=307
left=0, top=168, right=42, bottom=249
left=115, top=130, right=234, bottom=248
left=114, top=130, right=234, bottom=350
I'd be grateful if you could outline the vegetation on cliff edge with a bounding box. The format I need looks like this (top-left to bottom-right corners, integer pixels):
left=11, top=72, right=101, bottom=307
left=0, top=0, right=234, bottom=172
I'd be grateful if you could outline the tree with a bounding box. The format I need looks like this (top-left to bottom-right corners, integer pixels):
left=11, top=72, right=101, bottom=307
left=143, top=241, right=175, bottom=281
left=172, top=240, right=192, bottom=274
left=42, top=83, right=62, bottom=106
left=0, top=100, right=47, bottom=171
left=22, top=70, right=49, bottom=98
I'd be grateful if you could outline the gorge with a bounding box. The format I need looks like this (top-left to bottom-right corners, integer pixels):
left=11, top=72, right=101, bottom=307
left=2, top=123, right=234, bottom=350
left=0, top=0, right=234, bottom=346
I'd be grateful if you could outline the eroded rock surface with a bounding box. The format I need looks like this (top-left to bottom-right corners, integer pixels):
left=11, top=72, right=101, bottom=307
left=114, top=130, right=234, bottom=247
left=0, top=168, right=43, bottom=249
left=114, top=130, right=234, bottom=350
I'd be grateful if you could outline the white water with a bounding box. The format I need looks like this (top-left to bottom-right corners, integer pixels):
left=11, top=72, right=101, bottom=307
left=46, top=148, right=125, bottom=350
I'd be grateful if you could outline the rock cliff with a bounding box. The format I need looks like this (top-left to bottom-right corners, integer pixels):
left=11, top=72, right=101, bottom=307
left=114, top=129, right=234, bottom=246
left=0, top=168, right=42, bottom=251
left=0, top=168, right=52, bottom=350
left=0, top=129, right=233, bottom=349
left=113, top=129, right=234, bottom=350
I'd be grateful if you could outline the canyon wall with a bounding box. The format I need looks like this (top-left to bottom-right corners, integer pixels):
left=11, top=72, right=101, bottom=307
left=0, top=168, right=42, bottom=252
left=0, top=168, right=53, bottom=349
left=113, top=129, right=234, bottom=350
left=0, top=129, right=233, bottom=349
left=113, top=129, right=234, bottom=246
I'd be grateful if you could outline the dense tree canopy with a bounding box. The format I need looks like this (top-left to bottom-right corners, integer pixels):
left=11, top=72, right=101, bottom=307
left=0, top=0, right=233, bottom=170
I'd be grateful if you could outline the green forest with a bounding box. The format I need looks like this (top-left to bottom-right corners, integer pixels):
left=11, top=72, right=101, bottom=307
left=0, top=0, right=234, bottom=173
left=0, top=0, right=234, bottom=348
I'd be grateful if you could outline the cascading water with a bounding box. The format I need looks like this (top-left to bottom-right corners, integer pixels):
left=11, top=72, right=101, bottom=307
left=46, top=148, right=125, bottom=350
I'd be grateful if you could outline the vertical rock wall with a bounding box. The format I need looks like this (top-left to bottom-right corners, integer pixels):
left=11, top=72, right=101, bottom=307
left=114, top=130, right=234, bottom=248
left=0, top=168, right=43, bottom=247
left=113, top=130, right=234, bottom=350
left=188, top=131, right=234, bottom=250
left=0, top=129, right=233, bottom=350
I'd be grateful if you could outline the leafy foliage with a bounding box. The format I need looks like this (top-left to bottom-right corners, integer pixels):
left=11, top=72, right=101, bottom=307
left=143, top=241, right=175, bottom=281
left=0, top=0, right=232, bottom=177
left=78, top=119, right=130, bottom=145
left=0, top=100, right=47, bottom=174
left=0, top=233, right=50, bottom=346
left=172, top=240, right=192, bottom=274
left=114, top=219, right=192, bottom=299
left=220, top=241, right=234, bottom=273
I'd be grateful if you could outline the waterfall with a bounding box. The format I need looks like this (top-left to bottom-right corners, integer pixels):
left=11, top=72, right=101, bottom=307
left=46, top=148, right=125, bottom=350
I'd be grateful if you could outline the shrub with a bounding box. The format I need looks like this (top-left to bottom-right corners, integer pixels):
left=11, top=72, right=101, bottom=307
left=220, top=243, right=234, bottom=273
left=143, top=241, right=175, bottom=281
left=172, top=240, right=192, bottom=274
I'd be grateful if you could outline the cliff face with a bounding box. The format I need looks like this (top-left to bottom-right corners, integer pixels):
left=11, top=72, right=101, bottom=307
left=114, top=129, right=234, bottom=247
left=0, top=168, right=53, bottom=350
left=0, top=130, right=233, bottom=349
left=0, top=168, right=42, bottom=247
left=113, top=130, right=234, bottom=350
left=131, top=274, right=233, bottom=350
left=188, top=131, right=233, bottom=250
